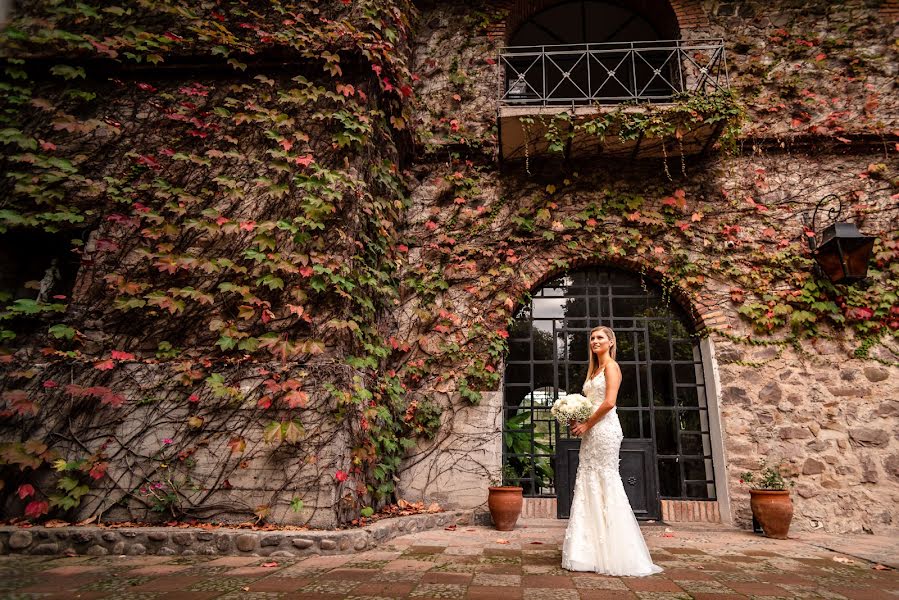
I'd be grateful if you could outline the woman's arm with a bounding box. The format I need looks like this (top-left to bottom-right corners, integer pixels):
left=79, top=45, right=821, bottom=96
left=571, top=362, right=622, bottom=436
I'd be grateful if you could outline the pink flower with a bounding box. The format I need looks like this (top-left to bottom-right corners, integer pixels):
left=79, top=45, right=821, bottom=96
left=162, top=438, right=173, bottom=445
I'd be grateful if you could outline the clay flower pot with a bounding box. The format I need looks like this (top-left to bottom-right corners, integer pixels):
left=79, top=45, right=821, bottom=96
left=487, top=486, right=523, bottom=531
left=749, top=489, right=793, bottom=539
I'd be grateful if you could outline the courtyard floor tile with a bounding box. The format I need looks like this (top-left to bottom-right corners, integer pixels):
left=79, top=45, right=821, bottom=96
left=0, top=521, right=896, bottom=599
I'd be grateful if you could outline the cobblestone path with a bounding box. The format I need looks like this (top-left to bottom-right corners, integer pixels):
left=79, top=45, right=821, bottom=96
left=1, top=522, right=897, bottom=599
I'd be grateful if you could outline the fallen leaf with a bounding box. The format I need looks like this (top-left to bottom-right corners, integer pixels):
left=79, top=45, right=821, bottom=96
left=530, top=541, right=544, bottom=545
left=833, top=556, right=856, bottom=564
left=43, top=519, right=70, bottom=528
left=495, top=539, right=509, bottom=544
left=444, top=525, right=457, bottom=531
left=261, top=561, right=279, bottom=568
left=873, top=564, right=890, bottom=570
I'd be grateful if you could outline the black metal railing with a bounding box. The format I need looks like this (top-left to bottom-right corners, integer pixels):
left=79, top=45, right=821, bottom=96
left=499, top=39, right=728, bottom=106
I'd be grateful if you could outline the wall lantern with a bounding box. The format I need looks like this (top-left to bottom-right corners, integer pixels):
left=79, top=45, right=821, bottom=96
left=804, top=194, right=876, bottom=285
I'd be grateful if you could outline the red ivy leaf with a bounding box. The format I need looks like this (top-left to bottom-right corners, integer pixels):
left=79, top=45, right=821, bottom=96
left=17, top=484, right=35, bottom=499
left=88, top=462, right=108, bottom=481
left=93, top=359, right=115, bottom=371
left=335, top=470, right=349, bottom=482
left=24, top=500, right=49, bottom=519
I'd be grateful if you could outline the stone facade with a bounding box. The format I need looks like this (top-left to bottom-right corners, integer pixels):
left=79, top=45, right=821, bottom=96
left=394, top=0, right=899, bottom=535
left=0, top=0, right=896, bottom=540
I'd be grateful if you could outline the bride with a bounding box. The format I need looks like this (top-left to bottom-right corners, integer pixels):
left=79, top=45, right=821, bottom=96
left=562, top=326, right=662, bottom=576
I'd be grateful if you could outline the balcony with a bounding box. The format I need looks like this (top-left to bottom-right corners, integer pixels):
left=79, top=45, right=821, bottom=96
left=497, top=39, right=731, bottom=161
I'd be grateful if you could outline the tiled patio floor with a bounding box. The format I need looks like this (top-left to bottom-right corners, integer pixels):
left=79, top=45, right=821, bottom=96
left=1, top=520, right=897, bottom=599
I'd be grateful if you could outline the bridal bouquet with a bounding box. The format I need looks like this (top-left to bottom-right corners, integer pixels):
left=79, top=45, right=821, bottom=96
left=550, top=393, right=593, bottom=425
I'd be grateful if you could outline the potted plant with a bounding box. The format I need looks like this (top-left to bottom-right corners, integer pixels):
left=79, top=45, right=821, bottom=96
left=487, top=465, right=523, bottom=531
left=740, top=461, right=795, bottom=540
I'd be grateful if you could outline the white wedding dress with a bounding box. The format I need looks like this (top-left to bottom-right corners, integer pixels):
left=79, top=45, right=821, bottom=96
left=561, top=372, right=662, bottom=576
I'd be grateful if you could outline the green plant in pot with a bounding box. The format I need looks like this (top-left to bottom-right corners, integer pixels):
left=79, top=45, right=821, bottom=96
left=487, top=465, right=523, bottom=531
left=741, top=460, right=795, bottom=539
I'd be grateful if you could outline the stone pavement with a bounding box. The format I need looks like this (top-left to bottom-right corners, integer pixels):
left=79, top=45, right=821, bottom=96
left=1, top=519, right=897, bottom=599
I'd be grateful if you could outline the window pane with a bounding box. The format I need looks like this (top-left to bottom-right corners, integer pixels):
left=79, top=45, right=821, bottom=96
left=617, top=364, right=640, bottom=407
left=505, top=364, right=530, bottom=384
left=658, top=458, right=682, bottom=497
left=533, top=364, right=555, bottom=390
left=675, top=386, right=700, bottom=408
left=672, top=341, right=696, bottom=361
left=679, top=410, right=701, bottom=432
left=680, top=433, right=704, bottom=455
left=619, top=410, right=640, bottom=438
left=532, top=329, right=554, bottom=361
left=683, top=459, right=707, bottom=481
left=651, top=364, right=674, bottom=406
left=509, top=339, right=530, bottom=361
left=654, top=410, right=677, bottom=455
left=534, top=297, right=565, bottom=318
left=685, top=483, right=709, bottom=499
left=641, top=411, right=651, bottom=439
left=616, top=331, right=636, bottom=361
left=648, top=321, right=670, bottom=359
left=675, top=363, right=701, bottom=385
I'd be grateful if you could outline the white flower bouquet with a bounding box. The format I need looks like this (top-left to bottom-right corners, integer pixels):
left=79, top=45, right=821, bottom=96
left=550, top=393, right=593, bottom=425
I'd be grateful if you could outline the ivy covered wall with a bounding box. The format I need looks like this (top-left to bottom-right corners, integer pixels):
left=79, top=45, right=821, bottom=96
left=0, top=0, right=897, bottom=534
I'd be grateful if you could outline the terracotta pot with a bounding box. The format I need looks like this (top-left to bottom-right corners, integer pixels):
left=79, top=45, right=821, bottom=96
left=487, top=486, right=523, bottom=531
left=749, top=489, right=793, bottom=539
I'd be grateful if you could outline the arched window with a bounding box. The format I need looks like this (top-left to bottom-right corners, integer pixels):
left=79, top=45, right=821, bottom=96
left=503, top=267, right=716, bottom=519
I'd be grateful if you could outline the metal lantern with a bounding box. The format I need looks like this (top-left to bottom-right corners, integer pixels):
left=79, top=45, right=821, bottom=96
left=805, top=195, right=877, bottom=285
left=811, top=222, right=876, bottom=284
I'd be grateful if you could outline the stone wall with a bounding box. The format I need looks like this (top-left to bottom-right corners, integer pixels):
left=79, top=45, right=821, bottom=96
left=401, top=0, right=898, bottom=533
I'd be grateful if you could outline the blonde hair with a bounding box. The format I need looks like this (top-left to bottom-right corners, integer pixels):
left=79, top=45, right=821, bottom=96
left=587, top=325, right=617, bottom=379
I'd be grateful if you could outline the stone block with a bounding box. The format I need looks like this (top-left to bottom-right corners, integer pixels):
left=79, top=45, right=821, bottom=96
left=31, top=542, right=59, bottom=556
left=147, top=531, right=168, bottom=542
left=828, top=385, right=870, bottom=397
left=236, top=534, right=257, bottom=552
left=8, top=530, right=33, bottom=550
left=876, top=401, right=899, bottom=417
left=86, top=544, right=109, bottom=556
left=883, top=454, right=899, bottom=482
left=111, top=541, right=125, bottom=555
left=260, top=535, right=283, bottom=547
left=291, top=537, right=314, bottom=549
left=722, top=386, right=750, bottom=406
left=779, top=426, right=812, bottom=440
left=758, top=381, right=782, bottom=403
left=172, top=532, right=194, bottom=546
left=215, top=534, right=232, bottom=552
left=157, top=546, right=177, bottom=555
left=860, top=456, right=879, bottom=483
left=127, top=543, right=147, bottom=555
left=320, top=538, right=337, bottom=550
left=802, top=458, right=825, bottom=475
left=863, top=366, right=889, bottom=382
left=796, top=483, right=819, bottom=498
left=101, top=532, right=119, bottom=542
left=849, top=427, right=890, bottom=447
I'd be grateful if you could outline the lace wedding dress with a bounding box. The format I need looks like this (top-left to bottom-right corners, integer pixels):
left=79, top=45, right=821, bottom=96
left=561, top=372, right=662, bottom=576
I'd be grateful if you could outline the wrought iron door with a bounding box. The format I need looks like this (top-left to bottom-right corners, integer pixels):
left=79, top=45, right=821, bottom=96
left=502, top=267, right=716, bottom=520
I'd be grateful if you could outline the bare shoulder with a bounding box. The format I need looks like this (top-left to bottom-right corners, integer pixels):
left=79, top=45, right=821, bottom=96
left=604, top=360, right=622, bottom=379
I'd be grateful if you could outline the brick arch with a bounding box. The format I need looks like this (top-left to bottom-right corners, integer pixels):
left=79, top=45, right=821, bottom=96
left=490, top=0, right=709, bottom=43
left=512, top=255, right=724, bottom=334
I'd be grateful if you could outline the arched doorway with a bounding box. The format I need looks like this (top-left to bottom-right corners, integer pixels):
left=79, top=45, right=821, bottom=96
left=502, top=266, right=717, bottom=520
